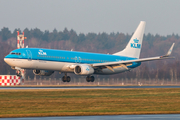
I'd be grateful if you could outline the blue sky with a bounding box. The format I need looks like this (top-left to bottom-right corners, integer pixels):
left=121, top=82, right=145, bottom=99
left=0, top=0, right=180, bottom=35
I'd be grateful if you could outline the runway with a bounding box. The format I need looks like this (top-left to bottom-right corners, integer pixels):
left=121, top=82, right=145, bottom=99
left=0, top=85, right=180, bottom=90
left=0, top=114, right=180, bottom=120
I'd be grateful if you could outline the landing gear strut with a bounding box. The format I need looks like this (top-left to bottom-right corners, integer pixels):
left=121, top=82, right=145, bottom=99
left=62, top=73, right=71, bottom=82
left=86, top=76, right=95, bottom=82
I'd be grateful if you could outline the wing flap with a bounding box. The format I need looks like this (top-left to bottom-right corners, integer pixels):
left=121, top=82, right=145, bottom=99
left=105, top=66, right=114, bottom=72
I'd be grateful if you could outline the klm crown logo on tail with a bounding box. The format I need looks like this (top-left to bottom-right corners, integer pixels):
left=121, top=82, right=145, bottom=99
left=130, top=38, right=141, bottom=49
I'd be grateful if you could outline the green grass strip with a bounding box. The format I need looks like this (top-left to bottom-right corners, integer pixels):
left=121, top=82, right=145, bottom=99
left=0, top=88, right=180, bottom=118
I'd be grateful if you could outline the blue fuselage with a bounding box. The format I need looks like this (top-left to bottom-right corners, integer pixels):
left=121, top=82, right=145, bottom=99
left=4, top=48, right=141, bottom=74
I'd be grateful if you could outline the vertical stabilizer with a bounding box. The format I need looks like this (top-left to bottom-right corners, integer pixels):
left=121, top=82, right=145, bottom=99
left=113, top=21, right=146, bottom=58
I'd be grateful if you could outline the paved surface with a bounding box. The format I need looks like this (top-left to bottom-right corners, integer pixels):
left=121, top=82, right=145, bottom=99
left=0, top=114, right=180, bottom=120
left=0, top=86, right=180, bottom=90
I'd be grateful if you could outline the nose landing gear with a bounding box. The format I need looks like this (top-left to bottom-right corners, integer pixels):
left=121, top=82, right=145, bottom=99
left=16, top=70, right=22, bottom=77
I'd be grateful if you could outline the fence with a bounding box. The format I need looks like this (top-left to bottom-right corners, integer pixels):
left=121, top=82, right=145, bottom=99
left=24, top=78, right=180, bottom=86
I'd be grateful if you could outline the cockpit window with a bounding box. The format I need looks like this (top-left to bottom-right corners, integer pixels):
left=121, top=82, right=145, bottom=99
left=10, top=52, right=21, bottom=55
left=11, top=53, right=16, bottom=55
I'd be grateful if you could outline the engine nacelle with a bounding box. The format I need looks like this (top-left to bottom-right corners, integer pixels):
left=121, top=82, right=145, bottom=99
left=74, top=65, right=94, bottom=75
left=33, top=70, right=54, bottom=76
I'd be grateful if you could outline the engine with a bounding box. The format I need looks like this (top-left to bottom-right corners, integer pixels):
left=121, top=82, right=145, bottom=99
left=33, top=70, right=54, bottom=76
left=74, top=65, right=94, bottom=75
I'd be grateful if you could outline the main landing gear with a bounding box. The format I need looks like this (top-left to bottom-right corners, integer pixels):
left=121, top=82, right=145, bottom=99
left=86, top=75, right=95, bottom=82
left=62, top=73, right=71, bottom=82
left=62, top=73, right=95, bottom=82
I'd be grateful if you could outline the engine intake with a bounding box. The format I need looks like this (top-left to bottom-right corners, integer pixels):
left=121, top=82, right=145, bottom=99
left=74, top=65, right=94, bottom=75
left=33, top=70, right=54, bottom=76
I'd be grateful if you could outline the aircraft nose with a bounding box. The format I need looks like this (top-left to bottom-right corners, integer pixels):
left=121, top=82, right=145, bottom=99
left=4, top=57, right=8, bottom=63
left=4, top=57, right=12, bottom=66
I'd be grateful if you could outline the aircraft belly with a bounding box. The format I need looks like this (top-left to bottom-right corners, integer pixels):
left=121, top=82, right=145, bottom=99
left=30, top=60, right=64, bottom=71
left=6, top=59, right=32, bottom=68
left=11, top=59, right=74, bottom=72
left=60, top=63, right=76, bottom=73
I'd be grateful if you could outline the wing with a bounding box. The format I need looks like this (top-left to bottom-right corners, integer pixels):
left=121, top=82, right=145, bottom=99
left=92, top=43, right=175, bottom=71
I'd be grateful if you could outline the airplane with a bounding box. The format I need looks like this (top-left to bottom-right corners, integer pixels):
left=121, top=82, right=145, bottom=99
left=4, top=21, right=175, bottom=82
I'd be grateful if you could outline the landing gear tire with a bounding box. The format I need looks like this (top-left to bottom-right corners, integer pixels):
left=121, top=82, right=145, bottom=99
left=62, top=74, right=71, bottom=82
left=86, top=76, right=91, bottom=82
left=62, top=76, right=66, bottom=82
left=67, top=76, right=71, bottom=82
left=86, top=76, right=95, bottom=82
left=90, top=76, right=94, bottom=82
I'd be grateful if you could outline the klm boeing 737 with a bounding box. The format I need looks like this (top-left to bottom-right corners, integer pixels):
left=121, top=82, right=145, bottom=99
left=4, top=21, right=175, bottom=82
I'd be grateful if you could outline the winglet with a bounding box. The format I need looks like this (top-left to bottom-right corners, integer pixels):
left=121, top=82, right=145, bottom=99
left=162, top=43, right=175, bottom=57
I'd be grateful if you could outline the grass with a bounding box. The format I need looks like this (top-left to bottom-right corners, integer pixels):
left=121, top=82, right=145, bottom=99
left=0, top=88, right=180, bottom=117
